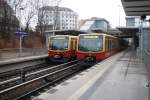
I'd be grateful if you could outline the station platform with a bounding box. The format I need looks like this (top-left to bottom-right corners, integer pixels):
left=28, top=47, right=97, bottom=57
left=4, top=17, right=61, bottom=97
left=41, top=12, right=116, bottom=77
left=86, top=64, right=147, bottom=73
left=0, top=54, right=48, bottom=65
left=0, top=48, right=47, bottom=61
left=34, top=49, right=149, bottom=100
left=0, top=54, right=48, bottom=73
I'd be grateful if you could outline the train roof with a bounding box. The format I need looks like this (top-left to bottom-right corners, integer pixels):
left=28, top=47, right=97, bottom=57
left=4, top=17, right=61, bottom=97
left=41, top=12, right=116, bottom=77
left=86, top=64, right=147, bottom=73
left=79, top=33, right=118, bottom=38
left=50, top=35, right=77, bottom=38
left=45, top=29, right=86, bottom=36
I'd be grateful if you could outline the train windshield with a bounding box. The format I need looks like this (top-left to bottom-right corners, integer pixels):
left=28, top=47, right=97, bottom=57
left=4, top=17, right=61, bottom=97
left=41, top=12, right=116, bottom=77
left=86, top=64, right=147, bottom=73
left=50, top=37, right=68, bottom=50
left=79, top=35, right=103, bottom=52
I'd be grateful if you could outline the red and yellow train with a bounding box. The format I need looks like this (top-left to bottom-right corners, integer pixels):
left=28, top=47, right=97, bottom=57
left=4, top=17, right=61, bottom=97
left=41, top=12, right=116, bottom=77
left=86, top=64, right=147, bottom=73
left=48, top=35, right=77, bottom=62
left=76, top=33, right=123, bottom=63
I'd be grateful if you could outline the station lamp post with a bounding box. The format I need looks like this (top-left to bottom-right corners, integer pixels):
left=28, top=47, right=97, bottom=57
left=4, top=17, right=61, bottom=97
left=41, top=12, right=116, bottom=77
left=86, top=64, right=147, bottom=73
left=19, top=7, right=24, bottom=56
left=15, top=7, right=25, bottom=57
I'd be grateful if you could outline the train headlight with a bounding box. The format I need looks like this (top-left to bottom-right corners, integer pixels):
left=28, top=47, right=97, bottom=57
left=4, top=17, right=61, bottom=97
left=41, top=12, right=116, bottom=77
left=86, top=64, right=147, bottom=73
left=86, top=57, right=94, bottom=61
left=54, top=55, right=61, bottom=59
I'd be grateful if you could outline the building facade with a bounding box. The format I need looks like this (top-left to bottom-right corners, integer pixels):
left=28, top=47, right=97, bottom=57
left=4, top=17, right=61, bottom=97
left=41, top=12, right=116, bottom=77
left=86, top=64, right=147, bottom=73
left=38, top=6, right=78, bottom=31
left=80, top=17, right=110, bottom=32
left=0, top=0, right=19, bottom=33
left=126, top=16, right=150, bottom=27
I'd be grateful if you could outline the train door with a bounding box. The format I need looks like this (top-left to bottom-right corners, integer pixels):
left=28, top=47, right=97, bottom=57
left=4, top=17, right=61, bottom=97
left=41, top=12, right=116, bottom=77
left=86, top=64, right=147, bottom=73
left=72, top=39, right=76, bottom=50
left=70, top=38, right=73, bottom=50
left=105, top=36, right=109, bottom=51
left=68, top=37, right=72, bottom=50
left=106, top=36, right=111, bottom=52
left=48, top=36, right=51, bottom=50
left=109, top=38, right=112, bottom=51
left=69, top=37, right=75, bottom=58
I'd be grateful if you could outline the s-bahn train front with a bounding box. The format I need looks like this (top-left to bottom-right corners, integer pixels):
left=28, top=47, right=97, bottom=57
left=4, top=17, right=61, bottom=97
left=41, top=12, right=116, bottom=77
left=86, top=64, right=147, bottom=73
left=77, top=34, right=104, bottom=63
left=48, top=35, right=77, bottom=62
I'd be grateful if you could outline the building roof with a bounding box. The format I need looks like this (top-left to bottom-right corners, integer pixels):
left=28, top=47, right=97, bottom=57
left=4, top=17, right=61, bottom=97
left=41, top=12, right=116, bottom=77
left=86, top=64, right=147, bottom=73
left=39, top=6, right=73, bottom=12
left=89, top=17, right=109, bottom=23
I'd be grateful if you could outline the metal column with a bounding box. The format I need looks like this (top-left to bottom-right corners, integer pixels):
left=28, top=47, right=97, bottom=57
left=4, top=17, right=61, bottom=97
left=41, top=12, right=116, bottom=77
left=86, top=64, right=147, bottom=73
left=139, top=20, right=144, bottom=60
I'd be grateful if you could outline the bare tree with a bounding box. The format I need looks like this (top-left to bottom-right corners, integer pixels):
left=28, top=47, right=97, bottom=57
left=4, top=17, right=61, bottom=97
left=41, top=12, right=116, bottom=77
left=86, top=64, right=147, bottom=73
left=20, top=0, right=43, bottom=32
left=38, top=7, right=49, bottom=34
left=37, top=0, right=62, bottom=33
left=35, top=0, right=50, bottom=47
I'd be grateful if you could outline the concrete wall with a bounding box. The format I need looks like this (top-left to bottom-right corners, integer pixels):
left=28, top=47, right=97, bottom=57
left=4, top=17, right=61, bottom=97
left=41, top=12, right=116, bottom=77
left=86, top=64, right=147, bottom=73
left=143, top=28, right=150, bottom=50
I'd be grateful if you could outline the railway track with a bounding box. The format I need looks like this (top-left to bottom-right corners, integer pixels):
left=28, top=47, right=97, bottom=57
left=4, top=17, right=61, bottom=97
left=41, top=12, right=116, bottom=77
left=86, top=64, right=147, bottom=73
left=0, top=61, right=61, bottom=81
left=0, top=61, right=74, bottom=91
left=0, top=62, right=51, bottom=82
left=0, top=60, right=90, bottom=100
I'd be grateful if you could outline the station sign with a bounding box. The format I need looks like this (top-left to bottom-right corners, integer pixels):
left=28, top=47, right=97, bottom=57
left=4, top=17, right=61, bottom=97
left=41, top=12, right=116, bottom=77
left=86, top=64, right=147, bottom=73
left=15, top=31, right=28, bottom=36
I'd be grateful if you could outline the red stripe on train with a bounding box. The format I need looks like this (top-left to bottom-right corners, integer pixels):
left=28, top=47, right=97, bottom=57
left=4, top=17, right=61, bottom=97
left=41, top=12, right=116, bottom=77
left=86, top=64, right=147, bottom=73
left=77, top=48, right=119, bottom=61
left=48, top=50, right=76, bottom=57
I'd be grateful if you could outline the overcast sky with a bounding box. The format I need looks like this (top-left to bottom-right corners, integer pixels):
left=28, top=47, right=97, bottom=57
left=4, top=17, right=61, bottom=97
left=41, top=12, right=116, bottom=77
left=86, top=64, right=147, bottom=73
left=58, top=0, right=126, bottom=28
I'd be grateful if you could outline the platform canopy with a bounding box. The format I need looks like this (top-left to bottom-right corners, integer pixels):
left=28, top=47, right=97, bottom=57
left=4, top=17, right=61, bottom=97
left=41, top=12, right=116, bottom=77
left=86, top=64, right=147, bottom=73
left=117, top=27, right=139, bottom=38
left=121, top=0, right=150, bottom=16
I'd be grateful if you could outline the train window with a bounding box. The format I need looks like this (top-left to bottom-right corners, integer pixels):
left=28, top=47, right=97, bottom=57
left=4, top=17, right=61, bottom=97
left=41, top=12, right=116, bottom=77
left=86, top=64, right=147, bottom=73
left=112, top=40, right=115, bottom=49
left=114, top=40, right=118, bottom=48
left=50, top=37, right=69, bottom=50
left=114, top=39, right=118, bottom=48
left=116, top=40, right=118, bottom=48
left=79, top=35, right=103, bottom=52
left=106, top=38, right=119, bottom=50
